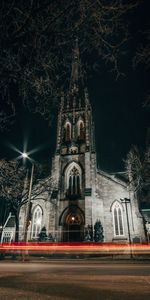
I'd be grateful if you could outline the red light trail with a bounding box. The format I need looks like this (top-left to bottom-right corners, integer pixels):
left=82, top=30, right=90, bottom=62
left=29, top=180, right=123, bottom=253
left=0, top=242, right=150, bottom=255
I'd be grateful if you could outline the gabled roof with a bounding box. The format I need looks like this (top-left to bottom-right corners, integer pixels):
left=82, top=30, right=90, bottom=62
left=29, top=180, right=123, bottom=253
left=97, top=169, right=128, bottom=187
left=4, top=214, right=15, bottom=228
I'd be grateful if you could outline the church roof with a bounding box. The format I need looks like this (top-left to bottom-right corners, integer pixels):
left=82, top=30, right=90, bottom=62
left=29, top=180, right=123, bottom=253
left=4, top=215, right=15, bottom=228
left=97, top=169, right=128, bottom=187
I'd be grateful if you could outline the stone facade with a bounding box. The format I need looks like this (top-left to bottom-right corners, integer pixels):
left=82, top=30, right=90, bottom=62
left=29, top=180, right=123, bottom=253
left=19, top=41, right=145, bottom=243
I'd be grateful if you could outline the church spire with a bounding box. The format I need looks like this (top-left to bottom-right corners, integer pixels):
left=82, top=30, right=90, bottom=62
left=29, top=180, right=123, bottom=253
left=67, top=38, right=84, bottom=110
left=69, top=38, right=79, bottom=93
left=62, top=39, right=87, bottom=111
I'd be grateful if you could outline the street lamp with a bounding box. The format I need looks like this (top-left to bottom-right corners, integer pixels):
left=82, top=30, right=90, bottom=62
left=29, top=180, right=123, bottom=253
left=145, top=222, right=150, bottom=243
left=22, top=152, right=34, bottom=243
left=120, top=198, right=133, bottom=258
left=22, top=152, right=28, bottom=159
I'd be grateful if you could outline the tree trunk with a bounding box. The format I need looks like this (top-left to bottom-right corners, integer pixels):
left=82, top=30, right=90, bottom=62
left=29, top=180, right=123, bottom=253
left=15, top=212, right=19, bottom=242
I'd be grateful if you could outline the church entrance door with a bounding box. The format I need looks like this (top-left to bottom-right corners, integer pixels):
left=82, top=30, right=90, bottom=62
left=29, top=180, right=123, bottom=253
left=63, top=210, right=84, bottom=242
left=64, top=224, right=82, bottom=242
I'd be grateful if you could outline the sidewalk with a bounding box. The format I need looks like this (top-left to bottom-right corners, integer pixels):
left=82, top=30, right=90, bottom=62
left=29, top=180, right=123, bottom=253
left=1, top=253, right=150, bottom=263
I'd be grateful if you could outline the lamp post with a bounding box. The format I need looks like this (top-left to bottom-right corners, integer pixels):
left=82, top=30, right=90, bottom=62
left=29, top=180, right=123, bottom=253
left=145, top=222, right=150, bottom=243
left=120, top=198, right=133, bottom=258
left=22, top=153, right=34, bottom=243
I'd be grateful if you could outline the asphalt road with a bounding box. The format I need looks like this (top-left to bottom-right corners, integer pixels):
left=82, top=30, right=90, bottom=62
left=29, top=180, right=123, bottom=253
left=0, top=260, right=150, bottom=300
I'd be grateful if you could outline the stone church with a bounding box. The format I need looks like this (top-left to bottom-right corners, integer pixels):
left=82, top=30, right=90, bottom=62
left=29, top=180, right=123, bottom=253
left=19, top=41, right=145, bottom=243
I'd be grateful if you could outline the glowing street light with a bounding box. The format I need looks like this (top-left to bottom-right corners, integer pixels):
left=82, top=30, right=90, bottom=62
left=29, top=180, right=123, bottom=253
left=22, top=152, right=28, bottom=159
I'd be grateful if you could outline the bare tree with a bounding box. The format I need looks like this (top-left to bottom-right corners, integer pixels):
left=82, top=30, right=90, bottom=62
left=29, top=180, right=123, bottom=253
left=125, top=145, right=150, bottom=208
left=0, top=0, right=141, bottom=130
left=0, top=159, right=55, bottom=241
left=134, top=31, right=150, bottom=68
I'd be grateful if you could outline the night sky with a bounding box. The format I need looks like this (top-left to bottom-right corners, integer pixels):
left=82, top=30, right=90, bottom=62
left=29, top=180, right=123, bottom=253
left=0, top=64, right=149, bottom=172
left=0, top=1, right=149, bottom=173
left=90, top=64, right=149, bottom=171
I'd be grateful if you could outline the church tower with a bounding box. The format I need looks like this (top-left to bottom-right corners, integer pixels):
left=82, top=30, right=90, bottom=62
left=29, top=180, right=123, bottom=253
left=19, top=40, right=146, bottom=244
left=51, top=39, right=97, bottom=241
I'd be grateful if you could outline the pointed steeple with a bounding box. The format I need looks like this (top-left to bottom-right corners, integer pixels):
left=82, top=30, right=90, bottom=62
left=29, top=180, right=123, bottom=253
left=69, top=38, right=79, bottom=93
left=63, top=39, right=85, bottom=110
left=62, top=39, right=89, bottom=111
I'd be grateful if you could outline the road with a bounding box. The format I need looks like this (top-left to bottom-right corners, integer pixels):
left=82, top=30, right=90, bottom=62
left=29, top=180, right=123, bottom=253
left=0, top=260, right=150, bottom=300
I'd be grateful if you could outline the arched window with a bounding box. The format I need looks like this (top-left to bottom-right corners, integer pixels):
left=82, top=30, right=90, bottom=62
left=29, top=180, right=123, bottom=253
left=64, top=122, right=71, bottom=142
left=31, top=206, right=43, bottom=239
left=77, top=121, right=85, bottom=140
left=65, top=162, right=82, bottom=199
left=68, top=166, right=80, bottom=195
left=112, top=202, right=124, bottom=236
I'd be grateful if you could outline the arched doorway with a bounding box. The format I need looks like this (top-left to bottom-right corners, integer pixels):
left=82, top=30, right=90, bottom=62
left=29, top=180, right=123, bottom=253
left=60, top=206, right=84, bottom=242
